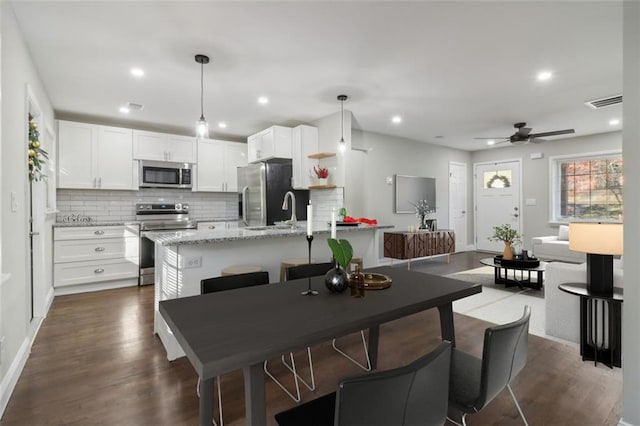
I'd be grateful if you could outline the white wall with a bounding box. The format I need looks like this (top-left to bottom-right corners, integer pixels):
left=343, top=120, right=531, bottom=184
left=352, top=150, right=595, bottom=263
left=470, top=132, right=621, bottom=248
left=622, top=1, right=640, bottom=424
left=351, top=129, right=472, bottom=247
left=0, top=2, right=54, bottom=414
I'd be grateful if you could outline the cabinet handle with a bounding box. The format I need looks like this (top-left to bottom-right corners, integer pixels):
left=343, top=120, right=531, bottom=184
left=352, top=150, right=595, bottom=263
left=94, top=230, right=105, bottom=235
left=93, top=177, right=97, bottom=187
left=94, top=268, right=105, bottom=274
left=208, top=225, right=216, bottom=229
left=95, top=247, right=105, bottom=252
left=98, top=177, right=102, bottom=188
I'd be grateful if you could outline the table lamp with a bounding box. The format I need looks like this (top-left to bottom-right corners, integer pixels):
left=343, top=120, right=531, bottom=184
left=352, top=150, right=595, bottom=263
left=569, top=222, right=623, bottom=296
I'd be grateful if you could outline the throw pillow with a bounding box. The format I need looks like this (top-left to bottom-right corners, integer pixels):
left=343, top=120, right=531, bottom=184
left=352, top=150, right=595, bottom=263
left=558, top=225, right=570, bottom=241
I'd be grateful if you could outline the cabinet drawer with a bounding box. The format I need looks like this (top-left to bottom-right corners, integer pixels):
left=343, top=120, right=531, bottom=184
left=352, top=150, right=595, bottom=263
left=54, top=238, right=139, bottom=263
left=55, top=225, right=139, bottom=241
left=54, top=258, right=139, bottom=288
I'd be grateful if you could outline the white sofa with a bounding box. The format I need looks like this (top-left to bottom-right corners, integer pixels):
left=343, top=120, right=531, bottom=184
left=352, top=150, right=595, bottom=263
left=545, top=259, right=623, bottom=343
left=532, top=225, right=586, bottom=263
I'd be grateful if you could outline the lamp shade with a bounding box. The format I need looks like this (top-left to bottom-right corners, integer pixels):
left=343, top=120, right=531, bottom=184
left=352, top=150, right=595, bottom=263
left=569, top=223, right=623, bottom=255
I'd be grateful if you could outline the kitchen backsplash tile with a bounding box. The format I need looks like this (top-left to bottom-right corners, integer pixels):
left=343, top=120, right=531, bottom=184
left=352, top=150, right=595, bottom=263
left=56, top=189, right=239, bottom=222
left=310, top=187, right=344, bottom=228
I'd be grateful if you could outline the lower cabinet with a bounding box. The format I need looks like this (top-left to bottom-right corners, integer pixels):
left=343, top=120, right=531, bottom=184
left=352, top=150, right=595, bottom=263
left=53, top=225, right=139, bottom=293
left=383, top=230, right=455, bottom=260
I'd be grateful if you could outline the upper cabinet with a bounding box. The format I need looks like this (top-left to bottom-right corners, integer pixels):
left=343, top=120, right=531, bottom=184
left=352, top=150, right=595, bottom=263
left=195, top=139, right=247, bottom=192
left=247, top=125, right=292, bottom=163
left=133, top=130, right=196, bottom=163
left=58, top=120, right=135, bottom=190
left=291, top=125, right=319, bottom=189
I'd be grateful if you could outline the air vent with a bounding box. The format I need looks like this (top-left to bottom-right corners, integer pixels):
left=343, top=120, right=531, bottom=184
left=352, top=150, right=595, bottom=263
left=127, top=102, right=144, bottom=111
left=585, top=94, right=622, bottom=109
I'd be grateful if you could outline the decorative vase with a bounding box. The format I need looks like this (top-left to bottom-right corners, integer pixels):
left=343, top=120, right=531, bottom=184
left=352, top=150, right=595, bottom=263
left=324, top=264, right=349, bottom=293
left=349, top=265, right=365, bottom=298
left=418, top=214, right=427, bottom=230
left=317, top=177, right=328, bottom=186
left=503, top=241, right=514, bottom=260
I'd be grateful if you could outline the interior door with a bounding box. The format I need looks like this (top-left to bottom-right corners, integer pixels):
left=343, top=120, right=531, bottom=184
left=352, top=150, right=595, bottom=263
left=449, top=162, right=467, bottom=250
left=475, top=160, right=521, bottom=252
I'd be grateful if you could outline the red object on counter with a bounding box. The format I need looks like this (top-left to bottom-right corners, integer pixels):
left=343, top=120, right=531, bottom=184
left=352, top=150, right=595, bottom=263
left=343, top=216, right=378, bottom=225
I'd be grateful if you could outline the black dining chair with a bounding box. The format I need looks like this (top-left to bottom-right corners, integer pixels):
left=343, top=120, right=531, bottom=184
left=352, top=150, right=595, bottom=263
left=448, top=305, right=531, bottom=426
left=199, top=271, right=270, bottom=426
left=274, top=341, right=452, bottom=426
left=286, top=262, right=372, bottom=371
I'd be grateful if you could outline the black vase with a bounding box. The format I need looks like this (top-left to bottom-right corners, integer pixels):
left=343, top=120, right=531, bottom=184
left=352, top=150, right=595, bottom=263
left=324, top=264, right=349, bottom=293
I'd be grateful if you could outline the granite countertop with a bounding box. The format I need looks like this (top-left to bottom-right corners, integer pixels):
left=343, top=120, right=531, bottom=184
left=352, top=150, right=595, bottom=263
left=54, top=218, right=240, bottom=228
left=144, top=224, right=394, bottom=246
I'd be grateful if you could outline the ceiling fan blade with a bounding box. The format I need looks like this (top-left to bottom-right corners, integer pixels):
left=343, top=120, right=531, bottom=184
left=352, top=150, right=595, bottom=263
left=528, top=129, right=575, bottom=138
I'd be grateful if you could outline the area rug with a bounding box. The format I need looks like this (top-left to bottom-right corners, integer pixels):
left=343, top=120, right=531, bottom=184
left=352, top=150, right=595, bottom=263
left=445, top=266, right=546, bottom=337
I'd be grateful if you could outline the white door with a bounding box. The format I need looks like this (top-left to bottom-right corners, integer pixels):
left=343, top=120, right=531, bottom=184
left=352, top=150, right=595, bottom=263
left=97, top=126, right=134, bottom=190
left=475, top=160, right=521, bottom=252
left=449, top=162, right=467, bottom=250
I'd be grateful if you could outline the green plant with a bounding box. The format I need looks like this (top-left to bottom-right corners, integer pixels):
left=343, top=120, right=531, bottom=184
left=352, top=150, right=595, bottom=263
left=28, top=117, right=49, bottom=182
left=488, top=224, right=521, bottom=243
left=327, top=238, right=353, bottom=269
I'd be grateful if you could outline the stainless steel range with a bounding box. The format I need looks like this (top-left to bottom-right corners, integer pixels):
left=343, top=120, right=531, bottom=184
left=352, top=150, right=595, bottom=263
left=137, top=202, right=196, bottom=285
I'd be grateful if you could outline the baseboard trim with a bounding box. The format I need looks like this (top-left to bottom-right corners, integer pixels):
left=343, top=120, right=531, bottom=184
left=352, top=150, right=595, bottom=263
left=0, top=337, right=31, bottom=418
left=53, top=278, right=137, bottom=296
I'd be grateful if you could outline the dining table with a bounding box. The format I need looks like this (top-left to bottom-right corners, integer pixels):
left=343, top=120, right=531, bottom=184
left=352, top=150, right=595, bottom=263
left=159, top=265, right=482, bottom=426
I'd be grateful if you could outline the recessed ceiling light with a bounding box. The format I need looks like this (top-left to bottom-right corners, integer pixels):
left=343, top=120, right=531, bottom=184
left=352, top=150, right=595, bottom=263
left=119, top=106, right=130, bottom=114
left=130, top=68, right=145, bottom=78
left=257, top=96, right=269, bottom=105
left=487, top=140, right=495, bottom=146
left=391, top=115, right=402, bottom=124
left=609, top=118, right=620, bottom=126
left=218, top=122, right=227, bottom=129
left=537, top=70, right=553, bottom=81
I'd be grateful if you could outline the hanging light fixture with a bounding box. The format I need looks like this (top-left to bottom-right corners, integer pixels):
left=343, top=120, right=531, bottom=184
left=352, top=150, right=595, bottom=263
left=337, top=94, right=347, bottom=152
left=195, top=54, right=210, bottom=138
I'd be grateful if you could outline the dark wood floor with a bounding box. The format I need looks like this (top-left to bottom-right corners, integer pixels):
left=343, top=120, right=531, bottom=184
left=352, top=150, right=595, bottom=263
left=1, top=252, right=621, bottom=425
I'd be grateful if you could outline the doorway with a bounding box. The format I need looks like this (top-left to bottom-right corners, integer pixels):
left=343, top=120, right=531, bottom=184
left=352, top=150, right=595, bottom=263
left=448, top=161, right=468, bottom=250
left=474, top=160, right=522, bottom=252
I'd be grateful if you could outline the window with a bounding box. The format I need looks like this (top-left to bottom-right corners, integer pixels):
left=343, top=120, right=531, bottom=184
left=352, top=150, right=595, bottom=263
left=551, top=152, right=623, bottom=222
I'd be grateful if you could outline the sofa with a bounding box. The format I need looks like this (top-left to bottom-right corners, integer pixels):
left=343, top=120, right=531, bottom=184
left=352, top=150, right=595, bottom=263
left=532, top=225, right=586, bottom=263
left=545, top=259, right=623, bottom=343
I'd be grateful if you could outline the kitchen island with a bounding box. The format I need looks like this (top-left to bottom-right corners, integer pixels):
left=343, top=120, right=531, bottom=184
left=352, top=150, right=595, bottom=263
left=146, top=223, right=393, bottom=360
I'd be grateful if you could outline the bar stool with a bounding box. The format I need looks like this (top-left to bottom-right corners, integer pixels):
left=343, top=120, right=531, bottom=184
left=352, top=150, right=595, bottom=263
left=221, top=265, right=263, bottom=276
left=280, top=258, right=315, bottom=281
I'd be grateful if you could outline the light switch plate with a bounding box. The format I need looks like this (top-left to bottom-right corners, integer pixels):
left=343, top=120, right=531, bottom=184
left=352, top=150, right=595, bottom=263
left=386, top=176, right=393, bottom=185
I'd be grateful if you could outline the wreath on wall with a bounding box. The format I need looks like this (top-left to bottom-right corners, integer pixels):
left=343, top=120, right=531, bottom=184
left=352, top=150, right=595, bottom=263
left=28, top=116, right=49, bottom=182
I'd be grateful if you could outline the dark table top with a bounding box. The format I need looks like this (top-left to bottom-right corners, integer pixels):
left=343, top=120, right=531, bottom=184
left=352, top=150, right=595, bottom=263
left=559, top=282, right=624, bottom=302
left=159, top=265, right=481, bottom=380
left=480, top=257, right=548, bottom=272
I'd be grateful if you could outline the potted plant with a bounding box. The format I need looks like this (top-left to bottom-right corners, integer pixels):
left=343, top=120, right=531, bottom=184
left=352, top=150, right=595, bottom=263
left=409, top=199, right=436, bottom=230
left=488, top=224, right=521, bottom=260
left=313, top=165, right=329, bottom=186
left=325, top=238, right=353, bottom=292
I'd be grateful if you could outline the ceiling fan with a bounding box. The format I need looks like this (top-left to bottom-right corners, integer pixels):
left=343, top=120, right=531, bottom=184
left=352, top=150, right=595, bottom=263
left=475, top=122, right=575, bottom=145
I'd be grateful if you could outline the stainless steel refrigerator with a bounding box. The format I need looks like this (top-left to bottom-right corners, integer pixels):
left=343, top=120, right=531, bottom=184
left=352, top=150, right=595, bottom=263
left=237, top=161, right=309, bottom=226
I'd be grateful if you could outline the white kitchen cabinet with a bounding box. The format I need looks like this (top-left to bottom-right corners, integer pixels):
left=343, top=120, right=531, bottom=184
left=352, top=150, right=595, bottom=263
left=247, top=125, right=292, bottom=163
left=196, top=139, right=247, bottom=192
left=292, top=125, right=319, bottom=189
left=53, top=224, right=139, bottom=292
left=133, top=130, right=196, bottom=163
left=58, top=121, right=135, bottom=190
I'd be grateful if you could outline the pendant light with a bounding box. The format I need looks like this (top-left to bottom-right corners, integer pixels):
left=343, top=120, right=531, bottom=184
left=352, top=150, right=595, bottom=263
left=337, top=94, right=347, bottom=152
left=195, top=54, right=210, bottom=138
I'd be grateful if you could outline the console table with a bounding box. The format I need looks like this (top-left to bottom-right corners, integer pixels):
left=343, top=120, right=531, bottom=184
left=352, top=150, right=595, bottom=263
left=558, top=283, right=623, bottom=368
left=383, top=230, right=455, bottom=269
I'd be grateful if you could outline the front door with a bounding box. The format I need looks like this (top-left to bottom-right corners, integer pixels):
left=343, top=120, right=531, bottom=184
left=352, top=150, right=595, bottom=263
left=475, top=160, right=521, bottom=252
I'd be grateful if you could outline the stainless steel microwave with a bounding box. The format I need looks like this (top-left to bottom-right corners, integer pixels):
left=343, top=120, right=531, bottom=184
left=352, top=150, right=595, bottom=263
left=139, top=160, right=193, bottom=189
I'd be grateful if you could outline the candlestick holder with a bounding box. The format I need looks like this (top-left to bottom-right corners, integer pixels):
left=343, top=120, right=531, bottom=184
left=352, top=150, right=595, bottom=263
left=301, top=235, right=319, bottom=296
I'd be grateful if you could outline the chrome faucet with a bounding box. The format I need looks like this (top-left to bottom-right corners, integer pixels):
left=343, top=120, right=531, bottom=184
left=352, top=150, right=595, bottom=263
left=282, top=191, right=297, bottom=229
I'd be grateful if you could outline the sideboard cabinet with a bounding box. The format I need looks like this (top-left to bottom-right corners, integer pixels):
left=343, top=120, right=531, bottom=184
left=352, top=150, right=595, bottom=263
left=383, top=230, right=455, bottom=267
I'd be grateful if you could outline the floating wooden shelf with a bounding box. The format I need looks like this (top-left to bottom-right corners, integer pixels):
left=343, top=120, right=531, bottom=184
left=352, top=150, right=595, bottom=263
left=308, top=152, right=336, bottom=159
left=308, top=184, right=337, bottom=189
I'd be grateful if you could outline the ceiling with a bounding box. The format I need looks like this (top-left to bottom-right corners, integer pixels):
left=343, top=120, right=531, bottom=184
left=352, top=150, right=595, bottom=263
left=10, top=1, right=623, bottom=151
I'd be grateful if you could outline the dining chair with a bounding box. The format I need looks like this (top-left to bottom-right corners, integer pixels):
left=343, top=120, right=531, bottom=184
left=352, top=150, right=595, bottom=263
left=274, top=341, right=452, bottom=426
left=199, top=271, right=270, bottom=426
left=448, top=305, right=531, bottom=426
left=286, top=262, right=372, bottom=372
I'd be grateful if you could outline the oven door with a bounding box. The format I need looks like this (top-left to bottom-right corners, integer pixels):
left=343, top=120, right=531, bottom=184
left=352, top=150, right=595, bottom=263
left=139, top=234, right=155, bottom=285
